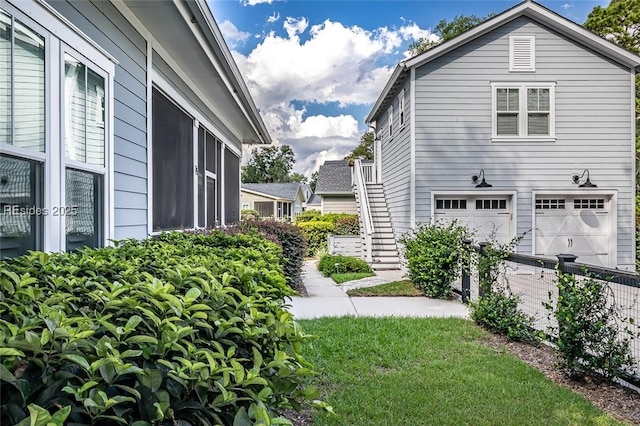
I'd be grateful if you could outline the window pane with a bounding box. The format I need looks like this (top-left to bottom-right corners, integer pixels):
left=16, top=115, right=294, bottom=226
left=64, top=55, right=86, bottom=162
left=527, top=88, right=538, bottom=110
left=14, top=18, right=44, bottom=152
left=66, top=168, right=102, bottom=251
left=254, top=201, right=273, bottom=217
left=508, top=88, right=519, bottom=111
left=86, top=68, right=105, bottom=165
left=539, top=89, right=549, bottom=110
left=152, top=88, right=193, bottom=231
left=496, top=89, right=507, bottom=111
left=0, top=10, right=11, bottom=145
left=206, top=176, right=216, bottom=227
left=0, top=154, right=42, bottom=258
left=528, top=113, right=549, bottom=135
left=497, top=113, right=518, bottom=135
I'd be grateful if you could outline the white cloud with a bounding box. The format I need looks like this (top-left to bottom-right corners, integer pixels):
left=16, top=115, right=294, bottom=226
left=242, top=0, right=274, bottom=5
left=218, top=20, right=251, bottom=47
left=562, top=3, right=574, bottom=10
left=230, top=17, right=434, bottom=176
left=267, top=12, right=280, bottom=23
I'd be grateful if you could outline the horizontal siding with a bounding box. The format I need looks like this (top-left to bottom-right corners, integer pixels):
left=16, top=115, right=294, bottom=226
left=408, top=16, right=634, bottom=267
left=322, top=196, right=358, bottom=215
left=49, top=0, right=149, bottom=240
left=380, top=80, right=411, bottom=239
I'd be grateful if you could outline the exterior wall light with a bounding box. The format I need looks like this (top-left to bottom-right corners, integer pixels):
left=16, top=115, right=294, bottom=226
left=472, top=169, right=492, bottom=188
left=572, top=169, right=597, bottom=188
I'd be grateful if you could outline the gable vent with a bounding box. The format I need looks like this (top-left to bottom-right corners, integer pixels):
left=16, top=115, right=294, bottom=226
left=509, top=36, right=535, bottom=72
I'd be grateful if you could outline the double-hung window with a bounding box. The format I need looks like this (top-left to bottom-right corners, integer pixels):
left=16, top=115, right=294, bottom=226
left=398, top=89, right=405, bottom=127
left=491, top=82, right=555, bottom=141
left=388, top=105, right=393, bottom=138
left=0, top=4, right=113, bottom=258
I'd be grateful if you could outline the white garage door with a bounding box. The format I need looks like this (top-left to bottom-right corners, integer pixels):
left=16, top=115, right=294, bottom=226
left=535, top=196, right=612, bottom=267
left=434, top=196, right=512, bottom=244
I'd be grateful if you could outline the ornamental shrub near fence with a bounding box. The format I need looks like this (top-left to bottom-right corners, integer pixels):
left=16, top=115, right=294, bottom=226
left=237, top=219, right=307, bottom=291
left=400, top=221, right=472, bottom=299
left=0, top=231, right=320, bottom=426
left=297, top=221, right=334, bottom=256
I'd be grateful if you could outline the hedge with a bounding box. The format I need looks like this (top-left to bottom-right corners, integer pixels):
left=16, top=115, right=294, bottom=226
left=297, top=221, right=334, bottom=256
left=317, top=254, right=372, bottom=276
left=0, top=231, right=320, bottom=426
left=294, top=213, right=360, bottom=256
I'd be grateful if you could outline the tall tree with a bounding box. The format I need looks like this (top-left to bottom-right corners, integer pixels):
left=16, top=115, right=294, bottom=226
left=309, top=171, right=318, bottom=192
left=241, top=145, right=295, bottom=183
left=584, top=0, right=640, bottom=190
left=408, top=14, right=493, bottom=56
left=344, top=131, right=374, bottom=162
left=288, top=172, right=307, bottom=184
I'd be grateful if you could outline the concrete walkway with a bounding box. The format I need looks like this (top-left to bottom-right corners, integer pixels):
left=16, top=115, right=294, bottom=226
left=286, top=260, right=470, bottom=319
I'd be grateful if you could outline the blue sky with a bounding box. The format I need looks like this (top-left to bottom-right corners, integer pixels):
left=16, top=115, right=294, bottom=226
left=209, top=0, right=608, bottom=177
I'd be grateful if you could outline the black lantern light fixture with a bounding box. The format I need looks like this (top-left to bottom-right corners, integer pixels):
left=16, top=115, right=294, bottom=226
left=572, top=169, right=597, bottom=188
left=472, top=169, right=492, bottom=188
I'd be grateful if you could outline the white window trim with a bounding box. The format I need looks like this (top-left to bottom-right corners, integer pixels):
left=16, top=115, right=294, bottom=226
left=1, top=1, right=115, bottom=254
left=509, top=35, right=535, bottom=72
left=491, top=82, right=556, bottom=142
left=388, top=105, right=393, bottom=138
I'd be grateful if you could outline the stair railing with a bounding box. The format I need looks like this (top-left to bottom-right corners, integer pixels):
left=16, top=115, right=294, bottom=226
left=353, top=159, right=375, bottom=263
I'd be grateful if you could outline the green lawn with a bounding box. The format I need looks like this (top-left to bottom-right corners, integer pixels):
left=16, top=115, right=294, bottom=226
left=300, top=317, right=625, bottom=426
left=346, top=280, right=424, bottom=296
left=330, top=272, right=375, bottom=283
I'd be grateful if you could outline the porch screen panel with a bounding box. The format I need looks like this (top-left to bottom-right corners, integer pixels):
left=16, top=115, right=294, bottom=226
left=216, top=139, right=222, bottom=223
left=224, top=148, right=240, bottom=224
left=254, top=201, right=273, bottom=218
left=197, top=126, right=205, bottom=227
left=152, top=88, right=193, bottom=231
left=66, top=168, right=102, bottom=251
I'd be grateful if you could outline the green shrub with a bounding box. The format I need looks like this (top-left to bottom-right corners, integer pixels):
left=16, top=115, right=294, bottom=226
left=318, top=254, right=372, bottom=276
left=544, top=270, right=636, bottom=379
left=294, top=210, right=322, bottom=223
left=470, top=291, right=540, bottom=343
left=297, top=221, right=333, bottom=256
left=399, top=221, right=472, bottom=299
left=238, top=219, right=307, bottom=290
left=0, top=231, right=321, bottom=425
left=240, top=208, right=259, bottom=221
left=334, top=216, right=360, bottom=235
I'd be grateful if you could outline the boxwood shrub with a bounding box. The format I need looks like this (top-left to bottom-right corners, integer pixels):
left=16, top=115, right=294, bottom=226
left=317, top=254, right=372, bottom=276
left=0, top=231, right=320, bottom=426
left=294, top=213, right=360, bottom=256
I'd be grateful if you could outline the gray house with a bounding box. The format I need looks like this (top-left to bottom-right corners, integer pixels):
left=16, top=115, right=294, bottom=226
left=364, top=0, right=639, bottom=269
left=315, top=160, right=358, bottom=214
left=0, top=0, right=270, bottom=259
left=241, top=183, right=305, bottom=220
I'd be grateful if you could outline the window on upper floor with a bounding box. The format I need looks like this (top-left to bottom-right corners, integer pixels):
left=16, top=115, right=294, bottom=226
left=491, top=82, right=555, bottom=142
left=0, top=5, right=113, bottom=258
left=398, top=89, right=405, bottom=127
left=388, top=105, right=393, bottom=138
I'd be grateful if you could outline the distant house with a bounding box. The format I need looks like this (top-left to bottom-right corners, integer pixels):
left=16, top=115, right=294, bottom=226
left=241, top=183, right=306, bottom=220
left=365, top=0, right=640, bottom=269
left=305, top=193, right=321, bottom=211
left=0, top=0, right=270, bottom=259
left=314, top=160, right=357, bottom=214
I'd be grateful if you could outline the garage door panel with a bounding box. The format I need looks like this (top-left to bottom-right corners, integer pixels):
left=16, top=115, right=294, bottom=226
left=435, top=196, right=512, bottom=245
left=535, top=195, right=612, bottom=267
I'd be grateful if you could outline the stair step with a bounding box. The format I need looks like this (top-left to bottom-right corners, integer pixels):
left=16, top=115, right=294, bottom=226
left=372, top=243, right=398, bottom=250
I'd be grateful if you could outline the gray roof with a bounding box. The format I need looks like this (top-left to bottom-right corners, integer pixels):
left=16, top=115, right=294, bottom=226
left=241, top=183, right=301, bottom=201
left=306, top=193, right=321, bottom=205
left=315, top=160, right=353, bottom=194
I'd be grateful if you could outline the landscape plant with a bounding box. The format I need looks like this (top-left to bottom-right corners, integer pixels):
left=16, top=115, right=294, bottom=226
left=0, top=231, right=323, bottom=425
left=237, top=219, right=307, bottom=290
left=399, top=221, right=472, bottom=298
left=544, top=270, right=637, bottom=379
left=469, top=233, right=539, bottom=343
left=317, top=254, right=372, bottom=277
left=294, top=212, right=360, bottom=256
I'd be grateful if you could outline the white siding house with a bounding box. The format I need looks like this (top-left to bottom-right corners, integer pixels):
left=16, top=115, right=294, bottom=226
left=0, top=0, right=270, bottom=258
left=366, top=1, right=639, bottom=269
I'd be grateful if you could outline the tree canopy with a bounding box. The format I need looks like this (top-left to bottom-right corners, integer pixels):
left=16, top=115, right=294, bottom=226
left=584, top=0, right=640, bottom=54
left=344, top=131, right=374, bottom=162
left=408, top=14, right=493, bottom=56
left=241, top=145, right=299, bottom=183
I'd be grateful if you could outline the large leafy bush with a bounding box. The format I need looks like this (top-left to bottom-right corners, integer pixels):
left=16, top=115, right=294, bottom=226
left=317, top=254, right=371, bottom=276
left=0, top=231, right=319, bottom=425
left=237, top=219, right=307, bottom=291
left=294, top=213, right=360, bottom=256
left=400, top=221, right=472, bottom=299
